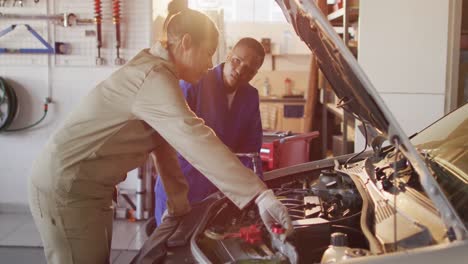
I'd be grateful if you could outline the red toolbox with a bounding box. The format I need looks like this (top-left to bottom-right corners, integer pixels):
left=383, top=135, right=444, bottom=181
left=260, top=131, right=319, bottom=171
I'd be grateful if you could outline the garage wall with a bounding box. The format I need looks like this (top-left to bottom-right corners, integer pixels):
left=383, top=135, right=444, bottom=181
left=0, top=0, right=311, bottom=209
left=0, top=0, right=152, bottom=209
left=355, top=0, right=460, bottom=150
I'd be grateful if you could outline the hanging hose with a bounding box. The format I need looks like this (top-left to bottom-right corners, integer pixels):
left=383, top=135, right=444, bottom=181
left=5, top=102, right=48, bottom=132
left=0, top=77, right=49, bottom=132
left=113, top=0, right=125, bottom=65
left=94, top=0, right=104, bottom=65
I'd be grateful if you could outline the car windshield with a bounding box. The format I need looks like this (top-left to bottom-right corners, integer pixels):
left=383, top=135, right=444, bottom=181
left=410, top=103, right=468, bottom=227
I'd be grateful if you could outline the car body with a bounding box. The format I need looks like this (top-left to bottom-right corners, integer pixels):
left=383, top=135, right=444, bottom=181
left=133, top=1, right=467, bottom=263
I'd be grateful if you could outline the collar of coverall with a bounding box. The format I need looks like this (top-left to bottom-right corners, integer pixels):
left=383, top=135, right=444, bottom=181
left=149, top=41, right=179, bottom=79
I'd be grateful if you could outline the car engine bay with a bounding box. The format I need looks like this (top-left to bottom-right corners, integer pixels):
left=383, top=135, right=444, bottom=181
left=190, top=147, right=446, bottom=264
left=192, top=161, right=370, bottom=263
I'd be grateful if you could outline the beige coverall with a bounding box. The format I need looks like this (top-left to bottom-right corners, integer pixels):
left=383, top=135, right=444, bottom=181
left=28, top=42, right=267, bottom=264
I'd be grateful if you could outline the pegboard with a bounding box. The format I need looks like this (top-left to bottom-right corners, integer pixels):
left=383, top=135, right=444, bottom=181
left=0, top=0, right=152, bottom=67
left=0, top=1, right=49, bottom=65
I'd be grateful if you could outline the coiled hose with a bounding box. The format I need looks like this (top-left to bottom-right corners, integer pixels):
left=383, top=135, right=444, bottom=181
left=0, top=77, right=48, bottom=132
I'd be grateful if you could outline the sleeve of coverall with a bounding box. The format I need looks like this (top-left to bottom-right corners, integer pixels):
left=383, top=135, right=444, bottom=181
left=179, top=80, right=197, bottom=110
left=239, top=91, right=264, bottom=178
left=151, top=138, right=191, bottom=216
left=132, top=69, right=267, bottom=209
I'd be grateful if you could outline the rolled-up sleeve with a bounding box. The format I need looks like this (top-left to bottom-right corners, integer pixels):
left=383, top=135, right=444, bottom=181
left=132, top=68, right=267, bottom=209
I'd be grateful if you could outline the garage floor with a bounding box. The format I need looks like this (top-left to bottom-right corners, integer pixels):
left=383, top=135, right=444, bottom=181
left=0, top=212, right=148, bottom=263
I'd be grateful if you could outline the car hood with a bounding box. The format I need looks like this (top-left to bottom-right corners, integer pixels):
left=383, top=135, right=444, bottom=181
left=275, top=0, right=467, bottom=239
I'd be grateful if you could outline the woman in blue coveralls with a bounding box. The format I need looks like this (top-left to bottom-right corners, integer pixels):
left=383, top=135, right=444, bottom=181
left=154, top=37, right=266, bottom=225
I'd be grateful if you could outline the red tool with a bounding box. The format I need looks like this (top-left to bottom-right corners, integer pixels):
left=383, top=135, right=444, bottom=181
left=238, top=225, right=263, bottom=244
left=204, top=224, right=263, bottom=244
left=271, top=223, right=286, bottom=235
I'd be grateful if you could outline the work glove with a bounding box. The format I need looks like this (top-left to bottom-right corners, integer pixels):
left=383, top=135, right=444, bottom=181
left=255, top=189, right=293, bottom=239
left=161, top=209, right=170, bottom=223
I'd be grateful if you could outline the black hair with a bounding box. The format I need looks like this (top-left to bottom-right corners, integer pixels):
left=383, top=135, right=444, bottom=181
left=233, top=37, right=266, bottom=65
left=167, top=0, right=188, bottom=16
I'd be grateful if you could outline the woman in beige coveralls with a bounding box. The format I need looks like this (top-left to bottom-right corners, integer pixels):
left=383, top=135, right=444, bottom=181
left=28, top=9, right=292, bottom=264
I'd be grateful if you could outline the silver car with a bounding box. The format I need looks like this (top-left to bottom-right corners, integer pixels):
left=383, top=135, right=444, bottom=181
left=133, top=1, right=467, bottom=263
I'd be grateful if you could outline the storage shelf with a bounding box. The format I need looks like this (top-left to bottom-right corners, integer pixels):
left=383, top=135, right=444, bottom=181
left=348, top=39, right=358, bottom=48
left=267, top=53, right=310, bottom=56
left=333, top=26, right=356, bottom=35
left=326, top=103, right=355, bottom=128
left=266, top=53, right=310, bottom=70
left=327, top=7, right=359, bottom=26
left=260, top=97, right=306, bottom=103
left=321, top=1, right=359, bottom=157
left=326, top=103, right=344, bottom=120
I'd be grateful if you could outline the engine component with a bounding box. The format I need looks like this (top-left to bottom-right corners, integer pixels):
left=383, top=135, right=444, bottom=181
left=344, top=248, right=371, bottom=258
left=193, top=169, right=368, bottom=264
left=204, top=224, right=263, bottom=244
left=321, top=232, right=371, bottom=263
left=321, top=232, right=349, bottom=263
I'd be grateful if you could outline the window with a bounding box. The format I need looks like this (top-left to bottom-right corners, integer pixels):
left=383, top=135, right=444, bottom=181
left=188, top=0, right=286, bottom=22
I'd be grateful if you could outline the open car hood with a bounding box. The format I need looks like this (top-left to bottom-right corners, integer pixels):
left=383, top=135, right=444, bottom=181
left=277, top=0, right=388, bottom=135
left=275, top=0, right=467, bottom=240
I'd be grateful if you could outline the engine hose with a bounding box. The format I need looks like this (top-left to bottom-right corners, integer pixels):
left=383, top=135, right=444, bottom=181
left=0, top=77, right=49, bottom=132
left=348, top=174, right=384, bottom=254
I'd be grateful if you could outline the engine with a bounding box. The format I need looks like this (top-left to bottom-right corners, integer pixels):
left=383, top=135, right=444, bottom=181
left=193, top=169, right=371, bottom=263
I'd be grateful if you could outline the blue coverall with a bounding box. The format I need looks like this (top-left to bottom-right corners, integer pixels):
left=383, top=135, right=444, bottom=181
left=154, top=63, right=263, bottom=225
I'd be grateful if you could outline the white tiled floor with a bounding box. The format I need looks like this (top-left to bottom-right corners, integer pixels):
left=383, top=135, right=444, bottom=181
left=0, top=212, right=149, bottom=263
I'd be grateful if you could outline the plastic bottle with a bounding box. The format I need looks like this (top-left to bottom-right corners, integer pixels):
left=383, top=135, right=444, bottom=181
left=321, top=232, right=350, bottom=263
left=263, top=77, right=271, bottom=97
left=342, top=248, right=371, bottom=260
left=284, top=78, right=293, bottom=95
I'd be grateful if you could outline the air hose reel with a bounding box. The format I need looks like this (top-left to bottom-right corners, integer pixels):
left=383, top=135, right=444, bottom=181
left=0, top=77, right=50, bottom=132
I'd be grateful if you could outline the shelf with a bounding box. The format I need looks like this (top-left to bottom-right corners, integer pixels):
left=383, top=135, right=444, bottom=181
left=348, top=39, right=358, bottom=48
left=260, top=97, right=306, bottom=103
left=266, top=53, right=310, bottom=70
left=327, top=7, right=359, bottom=26
left=326, top=103, right=344, bottom=120
left=325, top=103, right=355, bottom=128
left=333, top=26, right=356, bottom=35
left=267, top=53, right=310, bottom=57
left=332, top=27, right=358, bottom=48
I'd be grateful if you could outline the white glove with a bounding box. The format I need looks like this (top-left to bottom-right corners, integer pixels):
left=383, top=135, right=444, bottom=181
left=161, top=209, right=169, bottom=223
left=255, top=189, right=293, bottom=238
